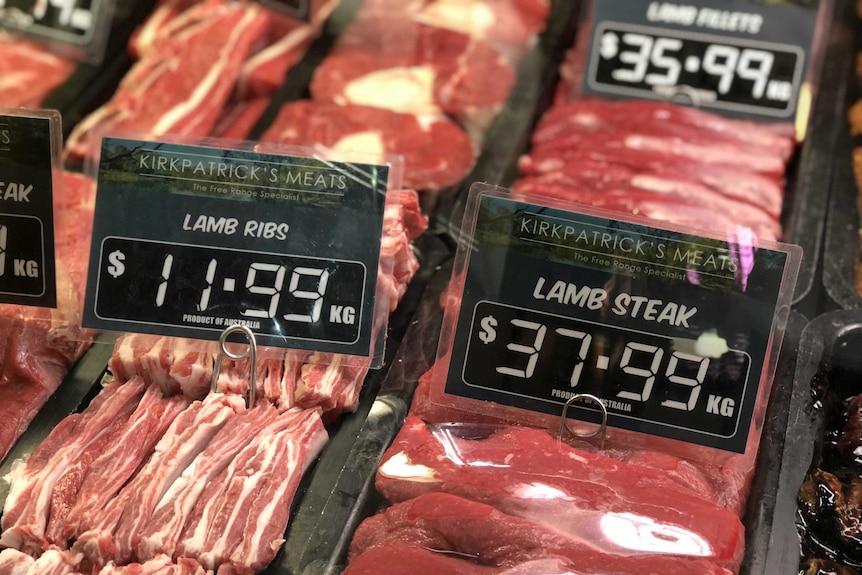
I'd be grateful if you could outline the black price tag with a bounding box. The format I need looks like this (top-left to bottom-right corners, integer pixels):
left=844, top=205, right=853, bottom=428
left=582, top=0, right=820, bottom=119
left=435, top=187, right=800, bottom=454
left=0, top=0, right=111, bottom=57
left=0, top=111, right=58, bottom=308
left=256, top=0, right=309, bottom=21
left=83, top=138, right=389, bottom=357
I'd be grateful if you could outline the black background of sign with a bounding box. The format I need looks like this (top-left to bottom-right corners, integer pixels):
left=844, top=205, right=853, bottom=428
left=0, top=115, right=56, bottom=308
left=444, top=194, right=789, bottom=453
left=95, top=237, right=367, bottom=344
left=582, top=0, right=819, bottom=119
left=592, top=23, right=801, bottom=113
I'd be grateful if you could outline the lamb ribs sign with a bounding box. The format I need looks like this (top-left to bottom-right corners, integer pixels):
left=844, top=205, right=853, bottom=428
left=82, top=138, right=390, bottom=358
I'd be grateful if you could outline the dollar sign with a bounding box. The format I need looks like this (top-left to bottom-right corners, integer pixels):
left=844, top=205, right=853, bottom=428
left=478, top=315, right=497, bottom=344
left=600, top=31, right=619, bottom=60
left=107, top=250, right=126, bottom=278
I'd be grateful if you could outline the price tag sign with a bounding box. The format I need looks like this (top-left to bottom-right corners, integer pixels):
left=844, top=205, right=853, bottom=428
left=0, top=0, right=112, bottom=60
left=0, top=110, right=59, bottom=308
left=257, top=0, right=310, bottom=21
left=433, top=186, right=800, bottom=453
left=82, top=138, right=390, bottom=357
left=582, top=0, right=820, bottom=119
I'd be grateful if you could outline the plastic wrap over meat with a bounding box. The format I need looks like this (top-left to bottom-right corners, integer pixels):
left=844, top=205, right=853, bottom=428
left=513, top=98, right=794, bottom=241
left=362, top=416, right=743, bottom=575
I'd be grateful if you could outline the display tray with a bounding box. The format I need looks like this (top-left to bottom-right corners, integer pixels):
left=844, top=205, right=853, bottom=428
left=443, top=0, right=847, bottom=310
left=41, top=0, right=159, bottom=139
left=275, top=255, right=809, bottom=575
left=782, top=309, right=862, bottom=572
left=823, top=0, right=862, bottom=309
left=0, top=232, right=450, bottom=559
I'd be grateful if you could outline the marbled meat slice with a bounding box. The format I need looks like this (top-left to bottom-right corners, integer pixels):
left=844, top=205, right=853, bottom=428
left=0, top=378, right=148, bottom=554
left=345, top=544, right=594, bottom=575
left=178, top=409, right=327, bottom=571
left=65, top=1, right=271, bottom=162
left=376, top=417, right=744, bottom=568
left=312, top=19, right=514, bottom=122
left=133, top=405, right=304, bottom=562
left=350, top=493, right=733, bottom=575
left=73, top=393, right=245, bottom=569
left=261, top=101, right=475, bottom=192
left=54, top=386, right=190, bottom=544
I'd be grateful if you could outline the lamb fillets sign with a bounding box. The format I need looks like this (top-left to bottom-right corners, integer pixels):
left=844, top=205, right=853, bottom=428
left=432, top=185, right=801, bottom=454
left=583, top=0, right=822, bottom=120
left=0, top=110, right=59, bottom=308
left=83, top=138, right=389, bottom=357
left=0, top=0, right=112, bottom=60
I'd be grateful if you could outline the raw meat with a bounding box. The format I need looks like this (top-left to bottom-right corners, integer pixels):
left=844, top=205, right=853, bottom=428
left=345, top=543, right=591, bottom=575
left=311, top=20, right=516, bottom=121
left=350, top=493, right=733, bottom=575
left=0, top=548, right=35, bottom=574
left=236, top=0, right=339, bottom=100
left=97, top=554, right=208, bottom=575
left=375, top=416, right=744, bottom=568
left=176, top=408, right=327, bottom=571
left=65, top=1, right=271, bottom=162
left=73, top=393, right=246, bottom=568
left=132, top=405, right=305, bottom=562
left=0, top=34, right=75, bottom=107
left=513, top=99, right=792, bottom=240
left=261, top=101, right=475, bottom=192
left=1, top=378, right=148, bottom=554
left=53, top=385, right=191, bottom=545
left=0, top=173, right=96, bottom=463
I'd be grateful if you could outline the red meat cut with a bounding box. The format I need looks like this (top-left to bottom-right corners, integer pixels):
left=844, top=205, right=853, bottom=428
left=350, top=493, right=733, bottom=575
left=375, top=416, right=744, bottom=569
left=261, top=101, right=475, bottom=192
left=65, top=1, right=271, bottom=162
left=0, top=34, right=75, bottom=107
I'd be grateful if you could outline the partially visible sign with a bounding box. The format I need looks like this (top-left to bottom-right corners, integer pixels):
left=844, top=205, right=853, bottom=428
left=434, top=186, right=801, bottom=454
left=0, top=0, right=112, bottom=60
left=83, top=138, right=389, bottom=357
left=0, top=110, right=58, bottom=308
left=257, top=0, right=310, bottom=21
left=582, top=0, right=820, bottom=119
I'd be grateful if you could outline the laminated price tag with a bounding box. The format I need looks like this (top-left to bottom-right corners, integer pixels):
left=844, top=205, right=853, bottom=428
left=431, top=185, right=801, bottom=455
left=582, top=0, right=823, bottom=120
left=0, top=108, right=61, bottom=308
left=83, top=137, right=394, bottom=360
